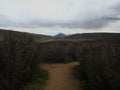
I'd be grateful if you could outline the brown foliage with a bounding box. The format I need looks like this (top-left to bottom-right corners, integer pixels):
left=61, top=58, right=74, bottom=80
left=75, top=42, right=120, bottom=90
left=0, top=32, right=41, bottom=90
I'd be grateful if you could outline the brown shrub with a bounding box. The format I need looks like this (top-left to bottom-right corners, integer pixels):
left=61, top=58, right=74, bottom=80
left=75, top=43, right=120, bottom=90
left=0, top=32, right=41, bottom=90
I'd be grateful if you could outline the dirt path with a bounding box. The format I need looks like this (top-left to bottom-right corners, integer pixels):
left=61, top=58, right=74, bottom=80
left=42, top=62, right=82, bottom=90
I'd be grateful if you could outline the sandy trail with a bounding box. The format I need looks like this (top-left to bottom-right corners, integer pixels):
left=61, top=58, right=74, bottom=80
left=42, top=62, right=82, bottom=90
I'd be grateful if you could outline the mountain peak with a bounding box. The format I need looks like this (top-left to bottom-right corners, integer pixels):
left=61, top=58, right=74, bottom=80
left=55, top=33, right=67, bottom=38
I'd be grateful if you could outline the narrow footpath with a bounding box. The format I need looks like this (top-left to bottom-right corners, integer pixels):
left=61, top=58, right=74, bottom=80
left=42, top=62, right=82, bottom=90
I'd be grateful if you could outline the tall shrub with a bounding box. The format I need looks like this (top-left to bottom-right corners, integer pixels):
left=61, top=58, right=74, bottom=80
left=0, top=32, right=40, bottom=90
left=75, top=43, right=120, bottom=90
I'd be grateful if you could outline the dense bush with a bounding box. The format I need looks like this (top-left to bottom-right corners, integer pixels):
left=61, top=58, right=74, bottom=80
left=74, top=43, right=120, bottom=90
left=42, top=45, right=69, bottom=63
left=37, top=41, right=120, bottom=90
left=24, top=69, right=48, bottom=90
left=38, top=42, right=76, bottom=63
left=0, top=32, right=41, bottom=90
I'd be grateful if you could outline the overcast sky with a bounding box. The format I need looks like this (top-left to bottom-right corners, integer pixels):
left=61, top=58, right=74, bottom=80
left=0, top=0, right=120, bottom=35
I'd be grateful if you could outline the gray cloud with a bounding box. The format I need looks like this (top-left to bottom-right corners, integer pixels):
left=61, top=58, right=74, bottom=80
left=0, top=0, right=120, bottom=30
left=104, top=17, right=120, bottom=20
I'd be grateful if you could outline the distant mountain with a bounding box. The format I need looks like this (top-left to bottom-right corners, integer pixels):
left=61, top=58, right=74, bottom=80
left=65, top=33, right=120, bottom=41
left=55, top=33, right=67, bottom=38
left=0, top=29, right=54, bottom=42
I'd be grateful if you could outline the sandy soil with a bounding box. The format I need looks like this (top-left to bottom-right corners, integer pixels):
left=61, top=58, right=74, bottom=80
left=42, top=62, right=82, bottom=90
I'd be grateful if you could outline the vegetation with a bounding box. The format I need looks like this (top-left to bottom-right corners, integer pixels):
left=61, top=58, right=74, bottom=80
left=24, top=69, right=48, bottom=90
left=39, top=40, right=120, bottom=90
left=38, top=41, right=78, bottom=63
left=0, top=32, right=46, bottom=90
left=65, top=33, right=120, bottom=41
left=73, top=42, right=120, bottom=90
left=0, top=29, right=54, bottom=42
left=0, top=29, right=120, bottom=90
left=35, top=69, right=48, bottom=84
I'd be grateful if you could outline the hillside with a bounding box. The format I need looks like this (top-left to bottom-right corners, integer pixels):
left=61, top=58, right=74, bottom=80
left=0, top=30, right=120, bottom=42
left=0, top=29, right=54, bottom=42
left=65, top=33, right=120, bottom=41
